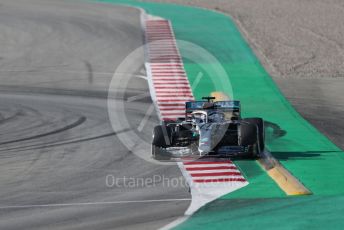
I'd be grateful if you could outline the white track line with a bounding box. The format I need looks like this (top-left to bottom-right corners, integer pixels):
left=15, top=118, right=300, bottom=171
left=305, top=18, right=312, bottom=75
left=0, top=198, right=192, bottom=210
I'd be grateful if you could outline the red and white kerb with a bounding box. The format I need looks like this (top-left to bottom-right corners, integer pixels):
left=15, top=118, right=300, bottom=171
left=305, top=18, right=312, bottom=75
left=178, top=159, right=248, bottom=215
left=181, top=160, right=246, bottom=184
left=143, top=17, right=248, bottom=216
left=144, top=19, right=194, bottom=121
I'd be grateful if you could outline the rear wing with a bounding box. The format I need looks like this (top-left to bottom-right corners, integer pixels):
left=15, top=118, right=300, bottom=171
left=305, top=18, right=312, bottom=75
left=185, top=101, right=241, bottom=113
left=214, top=101, right=240, bottom=111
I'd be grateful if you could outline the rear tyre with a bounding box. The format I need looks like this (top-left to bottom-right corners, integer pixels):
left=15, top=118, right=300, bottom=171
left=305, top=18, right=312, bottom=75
left=243, top=118, right=265, bottom=153
left=239, top=122, right=258, bottom=158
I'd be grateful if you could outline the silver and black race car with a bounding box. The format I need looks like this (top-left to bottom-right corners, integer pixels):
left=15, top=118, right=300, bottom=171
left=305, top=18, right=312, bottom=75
left=151, top=97, right=265, bottom=160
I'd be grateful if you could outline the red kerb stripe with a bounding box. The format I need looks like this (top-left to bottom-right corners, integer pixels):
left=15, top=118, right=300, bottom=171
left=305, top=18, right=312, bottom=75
left=183, top=161, right=232, bottom=165
left=193, top=178, right=246, bottom=183
left=185, top=166, right=237, bottom=171
left=190, top=172, right=242, bottom=177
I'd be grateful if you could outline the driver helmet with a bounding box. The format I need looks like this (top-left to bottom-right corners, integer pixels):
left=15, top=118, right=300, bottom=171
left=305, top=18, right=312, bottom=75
left=193, top=113, right=206, bottom=123
left=209, top=112, right=224, bottom=122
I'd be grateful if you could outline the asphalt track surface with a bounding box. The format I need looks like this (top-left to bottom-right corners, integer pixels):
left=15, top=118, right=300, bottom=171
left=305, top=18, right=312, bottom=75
left=0, top=0, right=189, bottom=229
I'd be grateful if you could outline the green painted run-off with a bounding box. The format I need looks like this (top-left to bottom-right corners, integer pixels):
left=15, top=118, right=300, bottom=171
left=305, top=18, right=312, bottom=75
left=96, top=0, right=344, bottom=229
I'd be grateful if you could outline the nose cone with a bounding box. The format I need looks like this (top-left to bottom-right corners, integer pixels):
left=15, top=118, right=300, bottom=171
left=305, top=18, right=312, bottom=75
left=198, top=125, right=212, bottom=154
left=198, top=123, right=229, bottom=154
left=199, top=141, right=212, bottom=154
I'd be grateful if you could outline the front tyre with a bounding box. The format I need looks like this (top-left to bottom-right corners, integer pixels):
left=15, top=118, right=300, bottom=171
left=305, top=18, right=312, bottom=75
left=243, top=118, right=265, bottom=153
left=151, top=145, right=171, bottom=160
left=239, top=122, right=258, bottom=158
left=152, top=125, right=172, bottom=148
left=152, top=125, right=172, bottom=160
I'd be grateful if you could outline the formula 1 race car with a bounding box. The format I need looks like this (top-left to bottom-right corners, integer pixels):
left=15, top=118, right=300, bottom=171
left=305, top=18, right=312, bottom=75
left=151, top=97, right=265, bottom=160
